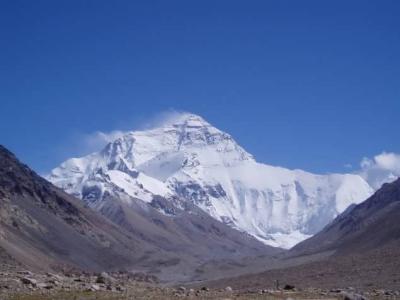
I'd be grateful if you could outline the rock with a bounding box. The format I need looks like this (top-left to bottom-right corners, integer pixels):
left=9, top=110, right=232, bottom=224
left=95, top=277, right=106, bottom=284
left=89, top=284, right=100, bottom=291
left=17, top=270, right=33, bottom=276
left=384, top=291, right=392, bottom=295
left=20, top=277, right=37, bottom=286
left=47, top=279, right=60, bottom=286
left=48, top=273, right=64, bottom=282
left=37, top=283, right=53, bottom=289
left=116, top=285, right=125, bottom=292
left=106, top=285, right=115, bottom=291
left=201, top=286, right=209, bottom=291
left=341, top=292, right=367, bottom=300
left=96, top=272, right=114, bottom=284
left=225, top=286, right=233, bottom=292
left=383, top=290, right=399, bottom=296
left=283, top=284, right=295, bottom=291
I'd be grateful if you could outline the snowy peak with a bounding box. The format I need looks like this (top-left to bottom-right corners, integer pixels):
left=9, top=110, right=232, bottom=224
left=48, top=112, right=374, bottom=249
left=99, top=113, right=253, bottom=169
left=163, top=112, right=211, bottom=128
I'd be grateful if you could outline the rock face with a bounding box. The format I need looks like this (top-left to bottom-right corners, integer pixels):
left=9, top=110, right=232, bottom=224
left=48, top=113, right=373, bottom=248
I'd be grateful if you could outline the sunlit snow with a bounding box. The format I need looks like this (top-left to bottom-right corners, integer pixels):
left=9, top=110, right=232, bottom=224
left=48, top=113, right=374, bottom=249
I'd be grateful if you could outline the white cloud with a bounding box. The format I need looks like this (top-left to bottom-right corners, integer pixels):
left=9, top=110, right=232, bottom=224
left=136, top=109, right=189, bottom=130
left=51, top=130, right=127, bottom=169
left=80, top=110, right=187, bottom=147
left=82, top=130, right=126, bottom=152
left=75, top=110, right=190, bottom=155
left=358, top=152, right=400, bottom=189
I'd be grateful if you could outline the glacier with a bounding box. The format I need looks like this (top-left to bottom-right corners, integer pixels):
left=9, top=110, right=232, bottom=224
left=48, top=113, right=374, bottom=249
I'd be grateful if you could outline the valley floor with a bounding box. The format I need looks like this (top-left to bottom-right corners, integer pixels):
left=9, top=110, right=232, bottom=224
left=2, top=285, right=346, bottom=300
left=0, top=269, right=396, bottom=300
left=2, top=243, right=400, bottom=299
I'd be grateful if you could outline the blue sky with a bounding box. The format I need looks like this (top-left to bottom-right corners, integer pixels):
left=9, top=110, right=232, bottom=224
left=1, top=1, right=399, bottom=174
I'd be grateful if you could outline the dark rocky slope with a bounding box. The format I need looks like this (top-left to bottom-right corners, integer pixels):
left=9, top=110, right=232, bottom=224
left=0, top=145, right=157, bottom=272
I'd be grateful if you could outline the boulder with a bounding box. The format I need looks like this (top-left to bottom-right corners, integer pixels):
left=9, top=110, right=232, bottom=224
left=116, top=285, right=125, bottom=292
left=47, top=279, right=60, bottom=286
left=283, top=284, right=295, bottom=290
left=342, top=292, right=367, bottom=300
left=96, top=272, right=115, bottom=284
left=89, top=284, right=100, bottom=291
left=17, top=271, right=33, bottom=276
left=20, top=277, right=37, bottom=286
left=37, top=283, right=53, bottom=289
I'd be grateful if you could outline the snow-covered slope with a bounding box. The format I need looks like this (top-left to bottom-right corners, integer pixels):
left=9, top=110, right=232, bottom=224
left=48, top=113, right=374, bottom=248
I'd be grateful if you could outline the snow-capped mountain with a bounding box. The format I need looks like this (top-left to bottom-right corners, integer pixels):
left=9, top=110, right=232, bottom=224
left=48, top=113, right=374, bottom=248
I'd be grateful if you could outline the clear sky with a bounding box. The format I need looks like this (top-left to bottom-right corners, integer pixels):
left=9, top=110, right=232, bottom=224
left=1, top=1, right=399, bottom=174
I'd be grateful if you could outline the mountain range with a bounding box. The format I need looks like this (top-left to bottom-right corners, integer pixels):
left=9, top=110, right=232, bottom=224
left=1, top=113, right=400, bottom=293
left=48, top=113, right=374, bottom=248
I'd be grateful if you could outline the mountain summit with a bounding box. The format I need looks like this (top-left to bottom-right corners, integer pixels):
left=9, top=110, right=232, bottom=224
left=48, top=113, right=373, bottom=248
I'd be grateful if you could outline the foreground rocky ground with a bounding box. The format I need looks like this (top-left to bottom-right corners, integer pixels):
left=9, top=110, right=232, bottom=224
left=2, top=244, right=399, bottom=300
left=1, top=268, right=399, bottom=300
left=1, top=245, right=399, bottom=299
left=204, top=245, right=400, bottom=300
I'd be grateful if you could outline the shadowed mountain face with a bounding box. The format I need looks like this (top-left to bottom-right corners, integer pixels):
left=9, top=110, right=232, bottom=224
left=292, top=177, right=400, bottom=255
left=0, top=145, right=154, bottom=272
left=0, top=145, right=275, bottom=282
